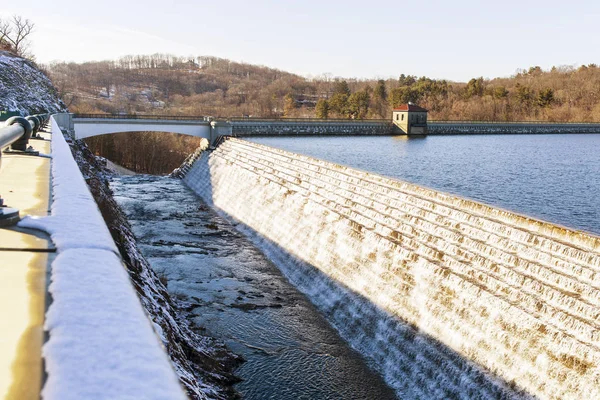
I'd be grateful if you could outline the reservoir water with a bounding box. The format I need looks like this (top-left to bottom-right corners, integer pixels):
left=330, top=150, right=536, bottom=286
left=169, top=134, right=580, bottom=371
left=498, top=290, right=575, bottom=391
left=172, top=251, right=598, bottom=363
left=111, top=176, right=398, bottom=400
left=248, top=134, right=600, bottom=236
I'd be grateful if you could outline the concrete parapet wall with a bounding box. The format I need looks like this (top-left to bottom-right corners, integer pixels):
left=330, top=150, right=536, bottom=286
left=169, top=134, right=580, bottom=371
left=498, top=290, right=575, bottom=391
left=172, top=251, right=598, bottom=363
left=23, top=116, right=187, bottom=399
left=183, top=137, right=600, bottom=399
left=70, top=115, right=600, bottom=139
left=232, top=119, right=600, bottom=136
left=230, top=120, right=396, bottom=136
left=429, top=122, right=600, bottom=134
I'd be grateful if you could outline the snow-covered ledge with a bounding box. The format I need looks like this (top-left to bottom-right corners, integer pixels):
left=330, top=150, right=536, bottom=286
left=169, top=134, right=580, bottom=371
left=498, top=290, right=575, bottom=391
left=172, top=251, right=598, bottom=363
left=18, top=115, right=186, bottom=400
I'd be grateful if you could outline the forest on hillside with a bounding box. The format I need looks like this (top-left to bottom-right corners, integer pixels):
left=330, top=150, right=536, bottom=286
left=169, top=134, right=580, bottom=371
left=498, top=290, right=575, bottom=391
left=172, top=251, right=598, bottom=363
left=45, top=54, right=600, bottom=122
left=84, top=131, right=201, bottom=174
left=44, top=54, right=600, bottom=174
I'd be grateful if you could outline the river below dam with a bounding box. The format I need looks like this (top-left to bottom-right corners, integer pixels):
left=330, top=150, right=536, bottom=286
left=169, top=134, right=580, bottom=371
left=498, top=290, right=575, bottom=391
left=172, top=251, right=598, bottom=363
left=249, top=134, right=600, bottom=236
left=111, top=175, right=398, bottom=399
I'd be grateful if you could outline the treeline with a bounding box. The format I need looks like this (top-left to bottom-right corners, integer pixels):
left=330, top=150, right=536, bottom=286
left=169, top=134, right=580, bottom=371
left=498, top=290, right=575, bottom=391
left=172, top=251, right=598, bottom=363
left=85, top=131, right=201, bottom=175
left=46, top=54, right=310, bottom=117
left=45, top=54, right=600, bottom=122
left=48, top=55, right=600, bottom=173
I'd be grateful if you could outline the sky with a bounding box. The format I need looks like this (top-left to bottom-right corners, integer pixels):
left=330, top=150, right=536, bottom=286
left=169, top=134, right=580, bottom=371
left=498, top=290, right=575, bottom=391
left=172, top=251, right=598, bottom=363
left=1, top=0, right=599, bottom=82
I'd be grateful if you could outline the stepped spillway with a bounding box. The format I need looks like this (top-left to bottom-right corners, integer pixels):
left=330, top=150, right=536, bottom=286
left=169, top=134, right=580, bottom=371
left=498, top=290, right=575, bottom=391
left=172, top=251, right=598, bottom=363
left=182, top=137, right=600, bottom=400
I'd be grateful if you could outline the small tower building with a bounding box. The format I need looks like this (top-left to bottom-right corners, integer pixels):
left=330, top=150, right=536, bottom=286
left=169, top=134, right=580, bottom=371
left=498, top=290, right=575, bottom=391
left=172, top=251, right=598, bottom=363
left=392, top=103, right=428, bottom=135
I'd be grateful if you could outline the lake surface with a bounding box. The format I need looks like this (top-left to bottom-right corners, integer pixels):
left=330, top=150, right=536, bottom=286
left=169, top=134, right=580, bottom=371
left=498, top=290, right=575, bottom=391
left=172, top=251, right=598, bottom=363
left=111, top=176, right=398, bottom=400
left=248, top=134, right=600, bottom=236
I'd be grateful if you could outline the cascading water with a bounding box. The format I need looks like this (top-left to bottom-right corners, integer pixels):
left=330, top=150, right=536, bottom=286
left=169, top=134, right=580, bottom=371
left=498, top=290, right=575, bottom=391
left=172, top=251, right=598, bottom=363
left=181, top=137, right=600, bottom=400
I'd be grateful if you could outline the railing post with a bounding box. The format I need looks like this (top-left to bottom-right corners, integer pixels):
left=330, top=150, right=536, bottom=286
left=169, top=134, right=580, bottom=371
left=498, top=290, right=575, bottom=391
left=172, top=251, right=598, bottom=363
left=26, top=116, right=40, bottom=138
left=0, top=195, right=19, bottom=226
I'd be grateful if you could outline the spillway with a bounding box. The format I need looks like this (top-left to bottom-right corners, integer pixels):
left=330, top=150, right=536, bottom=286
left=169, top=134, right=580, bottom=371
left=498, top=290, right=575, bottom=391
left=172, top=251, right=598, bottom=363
left=181, top=137, right=600, bottom=400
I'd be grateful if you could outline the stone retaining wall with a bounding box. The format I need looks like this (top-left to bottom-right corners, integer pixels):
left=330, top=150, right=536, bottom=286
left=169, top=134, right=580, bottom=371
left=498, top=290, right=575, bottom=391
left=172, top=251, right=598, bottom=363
left=230, top=120, right=600, bottom=136
left=429, top=122, right=600, bottom=134
left=230, top=120, right=396, bottom=136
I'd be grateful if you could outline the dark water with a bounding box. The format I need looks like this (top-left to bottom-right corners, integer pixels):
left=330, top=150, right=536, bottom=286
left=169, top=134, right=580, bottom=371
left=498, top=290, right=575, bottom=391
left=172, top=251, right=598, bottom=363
left=111, top=176, right=397, bottom=400
left=249, top=134, right=600, bottom=236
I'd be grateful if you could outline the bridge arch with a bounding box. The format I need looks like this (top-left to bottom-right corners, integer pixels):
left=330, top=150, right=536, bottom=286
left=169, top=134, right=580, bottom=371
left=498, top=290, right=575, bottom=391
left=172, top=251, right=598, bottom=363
left=72, top=118, right=212, bottom=140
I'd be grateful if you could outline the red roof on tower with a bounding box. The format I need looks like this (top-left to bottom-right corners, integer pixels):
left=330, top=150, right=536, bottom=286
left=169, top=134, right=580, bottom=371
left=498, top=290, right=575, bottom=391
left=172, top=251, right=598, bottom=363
left=393, top=104, right=428, bottom=112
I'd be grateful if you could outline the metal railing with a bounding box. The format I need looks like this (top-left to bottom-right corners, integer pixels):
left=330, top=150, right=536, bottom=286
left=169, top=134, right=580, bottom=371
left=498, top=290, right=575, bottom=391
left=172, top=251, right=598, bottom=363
left=0, top=113, right=49, bottom=152
left=1, top=113, right=49, bottom=226
left=0, top=121, right=28, bottom=150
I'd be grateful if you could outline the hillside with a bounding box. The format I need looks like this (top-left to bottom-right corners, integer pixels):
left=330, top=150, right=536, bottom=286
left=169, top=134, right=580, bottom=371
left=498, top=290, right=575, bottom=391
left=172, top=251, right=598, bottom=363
left=0, top=51, right=65, bottom=115
left=47, top=54, right=309, bottom=117
left=45, top=54, right=600, bottom=122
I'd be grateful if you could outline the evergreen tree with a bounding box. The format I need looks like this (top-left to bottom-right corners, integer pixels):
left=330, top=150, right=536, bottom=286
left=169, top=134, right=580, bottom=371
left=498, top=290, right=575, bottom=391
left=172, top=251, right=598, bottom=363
left=389, top=87, right=421, bottom=108
left=328, top=93, right=349, bottom=116
left=372, top=79, right=388, bottom=117
left=528, top=66, right=543, bottom=76
left=465, top=77, right=484, bottom=98
left=315, top=99, right=329, bottom=119
left=333, top=80, right=351, bottom=96
left=515, top=83, right=533, bottom=105
left=493, top=86, right=509, bottom=99
left=537, top=88, right=555, bottom=108
left=374, top=79, right=387, bottom=100
left=348, top=90, right=370, bottom=119
left=398, top=74, right=416, bottom=86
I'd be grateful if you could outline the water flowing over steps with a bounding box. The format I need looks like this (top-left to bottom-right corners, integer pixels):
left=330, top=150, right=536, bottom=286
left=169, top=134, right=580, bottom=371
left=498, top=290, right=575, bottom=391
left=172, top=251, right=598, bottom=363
left=182, top=137, right=600, bottom=400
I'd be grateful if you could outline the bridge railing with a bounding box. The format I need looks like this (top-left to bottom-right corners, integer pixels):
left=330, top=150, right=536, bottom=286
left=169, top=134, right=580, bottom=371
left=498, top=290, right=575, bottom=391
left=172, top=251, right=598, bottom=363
left=228, top=117, right=390, bottom=123
left=73, top=113, right=391, bottom=123
left=73, top=113, right=208, bottom=121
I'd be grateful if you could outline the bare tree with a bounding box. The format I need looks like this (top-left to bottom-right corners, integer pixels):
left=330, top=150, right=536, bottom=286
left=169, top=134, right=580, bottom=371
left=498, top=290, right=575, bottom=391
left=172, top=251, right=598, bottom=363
left=0, top=19, right=11, bottom=51
left=0, top=15, right=35, bottom=58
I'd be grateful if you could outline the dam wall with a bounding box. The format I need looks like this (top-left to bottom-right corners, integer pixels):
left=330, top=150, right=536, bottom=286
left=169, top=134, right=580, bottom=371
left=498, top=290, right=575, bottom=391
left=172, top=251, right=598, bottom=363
left=429, top=122, right=600, bottom=134
left=229, top=119, right=600, bottom=136
left=182, top=137, right=600, bottom=400
left=230, top=119, right=396, bottom=136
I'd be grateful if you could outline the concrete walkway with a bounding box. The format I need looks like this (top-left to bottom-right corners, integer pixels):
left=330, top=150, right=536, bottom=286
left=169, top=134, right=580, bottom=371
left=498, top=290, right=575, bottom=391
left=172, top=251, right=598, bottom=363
left=0, top=128, right=54, bottom=400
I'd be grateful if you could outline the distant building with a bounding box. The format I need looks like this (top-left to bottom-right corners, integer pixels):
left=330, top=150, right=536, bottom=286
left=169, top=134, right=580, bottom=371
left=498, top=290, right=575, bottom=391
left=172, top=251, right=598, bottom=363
left=392, top=103, right=428, bottom=135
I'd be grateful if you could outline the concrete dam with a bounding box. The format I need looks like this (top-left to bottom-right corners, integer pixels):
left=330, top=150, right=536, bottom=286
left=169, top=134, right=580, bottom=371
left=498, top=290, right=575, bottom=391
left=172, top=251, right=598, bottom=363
left=179, top=137, right=600, bottom=400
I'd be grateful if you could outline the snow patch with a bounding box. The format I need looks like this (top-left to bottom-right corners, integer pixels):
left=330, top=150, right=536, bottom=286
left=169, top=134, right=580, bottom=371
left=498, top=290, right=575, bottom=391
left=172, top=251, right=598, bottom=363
left=42, top=249, right=184, bottom=400
left=0, top=52, right=66, bottom=115
left=22, top=116, right=186, bottom=400
left=18, top=118, right=116, bottom=253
